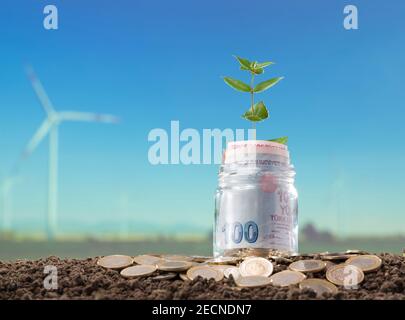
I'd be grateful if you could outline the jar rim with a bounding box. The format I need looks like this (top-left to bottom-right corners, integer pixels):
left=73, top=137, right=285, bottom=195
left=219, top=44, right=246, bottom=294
left=224, top=140, right=290, bottom=166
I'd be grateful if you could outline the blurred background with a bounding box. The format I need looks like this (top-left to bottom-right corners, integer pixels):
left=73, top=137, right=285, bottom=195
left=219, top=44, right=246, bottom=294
left=0, top=0, right=404, bottom=260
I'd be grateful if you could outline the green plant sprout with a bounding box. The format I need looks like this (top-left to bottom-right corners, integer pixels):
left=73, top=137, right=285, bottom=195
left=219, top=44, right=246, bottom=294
left=223, top=56, right=287, bottom=144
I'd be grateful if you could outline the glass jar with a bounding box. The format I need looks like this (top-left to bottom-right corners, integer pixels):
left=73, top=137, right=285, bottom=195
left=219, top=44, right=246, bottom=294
left=213, top=140, right=298, bottom=257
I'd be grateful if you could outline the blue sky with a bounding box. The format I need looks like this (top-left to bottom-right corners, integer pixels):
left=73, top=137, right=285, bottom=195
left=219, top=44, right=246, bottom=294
left=0, top=0, right=404, bottom=236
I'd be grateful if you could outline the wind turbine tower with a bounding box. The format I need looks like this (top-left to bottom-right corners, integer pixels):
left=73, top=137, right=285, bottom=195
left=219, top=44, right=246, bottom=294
left=24, top=66, right=119, bottom=240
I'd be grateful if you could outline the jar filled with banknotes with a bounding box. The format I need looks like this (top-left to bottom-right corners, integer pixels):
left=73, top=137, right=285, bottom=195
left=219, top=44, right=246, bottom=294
left=214, top=140, right=298, bottom=258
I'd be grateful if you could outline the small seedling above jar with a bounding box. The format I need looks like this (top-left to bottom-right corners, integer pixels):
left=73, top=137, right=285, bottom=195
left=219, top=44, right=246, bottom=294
left=223, top=56, right=287, bottom=144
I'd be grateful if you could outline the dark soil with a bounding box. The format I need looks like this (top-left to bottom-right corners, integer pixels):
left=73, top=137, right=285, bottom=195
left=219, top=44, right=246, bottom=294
left=1, top=253, right=404, bottom=300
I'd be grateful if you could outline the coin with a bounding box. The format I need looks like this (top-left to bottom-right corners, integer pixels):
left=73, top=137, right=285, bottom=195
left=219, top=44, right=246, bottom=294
left=288, top=253, right=302, bottom=258
left=161, top=254, right=193, bottom=262
left=179, top=273, right=190, bottom=281
left=133, top=255, right=163, bottom=266
left=152, top=273, right=177, bottom=280
left=320, top=251, right=351, bottom=256
left=223, top=266, right=241, bottom=279
left=289, top=260, right=326, bottom=273
left=235, top=276, right=271, bottom=288
left=120, top=264, right=157, bottom=278
left=345, top=255, right=382, bottom=273
left=229, top=248, right=271, bottom=258
left=211, top=265, right=232, bottom=273
left=191, top=261, right=206, bottom=267
left=295, top=253, right=319, bottom=258
left=191, top=255, right=212, bottom=263
left=299, top=279, right=338, bottom=296
left=269, top=270, right=306, bottom=287
left=97, top=255, right=133, bottom=270
left=320, top=251, right=356, bottom=257
left=157, top=260, right=192, bottom=272
left=321, top=254, right=354, bottom=261
left=345, top=249, right=368, bottom=255
left=187, top=266, right=224, bottom=281
left=241, top=248, right=270, bottom=258
left=239, top=257, right=273, bottom=277
left=326, top=264, right=364, bottom=286
left=319, top=251, right=331, bottom=256
left=206, top=256, right=240, bottom=265
left=325, top=261, right=336, bottom=270
left=144, top=253, right=161, bottom=257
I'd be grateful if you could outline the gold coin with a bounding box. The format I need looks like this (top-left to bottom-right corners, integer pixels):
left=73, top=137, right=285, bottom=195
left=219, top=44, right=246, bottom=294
left=97, top=255, right=133, bottom=269
left=299, top=279, right=338, bottom=296
left=235, top=276, right=271, bottom=288
left=161, top=254, right=193, bottom=262
left=289, top=260, right=326, bottom=273
left=269, top=270, right=306, bottom=287
left=157, top=260, right=192, bottom=272
left=206, top=256, right=240, bottom=265
left=187, top=266, right=224, bottom=281
left=345, top=255, right=382, bottom=273
left=179, top=273, right=190, bottom=281
left=133, top=255, right=164, bottom=266
left=152, top=273, right=177, bottom=280
left=239, top=257, right=273, bottom=277
left=326, top=264, right=364, bottom=286
left=223, top=267, right=241, bottom=279
left=120, top=264, right=156, bottom=278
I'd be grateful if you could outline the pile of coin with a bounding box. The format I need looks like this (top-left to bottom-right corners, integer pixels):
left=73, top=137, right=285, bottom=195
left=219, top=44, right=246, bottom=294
left=96, top=250, right=383, bottom=297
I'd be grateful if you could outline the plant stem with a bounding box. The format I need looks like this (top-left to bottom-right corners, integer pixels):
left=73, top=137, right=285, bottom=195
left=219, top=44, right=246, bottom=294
left=250, top=72, right=255, bottom=111
left=250, top=72, right=256, bottom=139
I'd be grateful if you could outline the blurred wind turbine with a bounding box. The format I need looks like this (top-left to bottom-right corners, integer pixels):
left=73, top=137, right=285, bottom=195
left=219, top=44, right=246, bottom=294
left=23, top=66, right=119, bottom=240
left=1, top=176, right=21, bottom=231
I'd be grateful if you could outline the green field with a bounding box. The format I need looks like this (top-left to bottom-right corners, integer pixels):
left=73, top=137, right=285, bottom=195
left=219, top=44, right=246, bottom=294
left=1, top=236, right=403, bottom=261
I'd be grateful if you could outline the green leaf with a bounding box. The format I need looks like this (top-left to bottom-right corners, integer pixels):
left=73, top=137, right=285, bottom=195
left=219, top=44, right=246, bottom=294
left=234, top=56, right=252, bottom=70
left=242, top=101, right=269, bottom=122
left=254, top=76, right=284, bottom=93
left=252, top=68, right=264, bottom=75
left=268, top=136, right=288, bottom=145
left=250, top=61, right=258, bottom=69
left=256, top=61, right=274, bottom=68
left=223, top=77, right=252, bottom=92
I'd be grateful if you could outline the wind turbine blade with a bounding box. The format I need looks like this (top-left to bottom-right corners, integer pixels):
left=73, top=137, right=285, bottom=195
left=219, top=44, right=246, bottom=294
left=22, top=119, right=53, bottom=158
left=25, top=65, right=55, bottom=115
left=58, top=111, right=120, bottom=124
